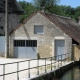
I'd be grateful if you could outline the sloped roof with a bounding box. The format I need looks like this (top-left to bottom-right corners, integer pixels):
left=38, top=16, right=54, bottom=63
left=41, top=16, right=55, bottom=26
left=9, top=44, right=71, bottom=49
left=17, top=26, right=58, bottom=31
left=42, top=12, right=80, bottom=44
left=10, top=11, right=80, bottom=44
left=0, top=0, right=24, bottom=14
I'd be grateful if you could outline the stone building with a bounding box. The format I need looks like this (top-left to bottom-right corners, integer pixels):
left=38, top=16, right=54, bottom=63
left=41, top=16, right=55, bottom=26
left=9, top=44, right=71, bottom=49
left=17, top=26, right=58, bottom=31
left=0, top=0, right=24, bottom=34
left=9, top=11, right=80, bottom=59
left=0, top=0, right=24, bottom=57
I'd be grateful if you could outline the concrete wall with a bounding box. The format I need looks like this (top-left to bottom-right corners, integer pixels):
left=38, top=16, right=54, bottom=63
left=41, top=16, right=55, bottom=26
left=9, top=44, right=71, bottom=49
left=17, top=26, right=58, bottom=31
left=9, top=12, right=72, bottom=58
left=30, top=62, right=74, bottom=80
left=0, top=13, right=20, bottom=34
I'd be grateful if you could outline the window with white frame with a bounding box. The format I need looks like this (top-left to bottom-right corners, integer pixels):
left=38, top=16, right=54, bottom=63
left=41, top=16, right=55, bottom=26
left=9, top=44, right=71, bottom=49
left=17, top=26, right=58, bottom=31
left=34, top=25, right=44, bottom=34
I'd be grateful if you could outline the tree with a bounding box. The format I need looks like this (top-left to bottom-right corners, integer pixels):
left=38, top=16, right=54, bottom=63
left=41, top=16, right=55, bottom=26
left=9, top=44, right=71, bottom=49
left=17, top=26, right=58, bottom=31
left=65, top=6, right=75, bottom=17
left=55, top=5, right=77, bottom=21
left=19, top=1, right=37, bottom=22
left=58, top=5, right=67, bottom=16
left=18, top=1, right=80, bottom=22
left=33, top=0, right=60, bottom=12
left=74, top=6, right=80, bottom=22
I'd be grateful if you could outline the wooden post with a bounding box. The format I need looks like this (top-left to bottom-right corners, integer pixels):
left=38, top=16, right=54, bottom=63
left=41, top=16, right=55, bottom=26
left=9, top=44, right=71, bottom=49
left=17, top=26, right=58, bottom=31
left=5, top=0, right=9, bottom=58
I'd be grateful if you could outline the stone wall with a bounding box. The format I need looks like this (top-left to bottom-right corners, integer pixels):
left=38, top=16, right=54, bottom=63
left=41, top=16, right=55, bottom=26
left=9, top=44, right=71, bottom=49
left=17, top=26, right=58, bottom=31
left=10, top=12, right=72, bottom=58
left=0, top=13, right=20, bottom=34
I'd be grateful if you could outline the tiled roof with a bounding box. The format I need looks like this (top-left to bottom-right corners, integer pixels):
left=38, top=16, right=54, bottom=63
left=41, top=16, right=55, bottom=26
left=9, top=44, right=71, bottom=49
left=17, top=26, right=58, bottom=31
left=41, top=12, right=80, bottom=44
left=0, top=0, right=24, bottom=14
left=10, top=11, right=80, bottom=44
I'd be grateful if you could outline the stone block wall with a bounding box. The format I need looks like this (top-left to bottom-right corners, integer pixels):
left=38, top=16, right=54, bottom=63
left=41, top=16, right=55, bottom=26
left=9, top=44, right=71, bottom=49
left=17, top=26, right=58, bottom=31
left=0, top=13, right=20, bottom=34
left=10, top=12, right=72, bottom=58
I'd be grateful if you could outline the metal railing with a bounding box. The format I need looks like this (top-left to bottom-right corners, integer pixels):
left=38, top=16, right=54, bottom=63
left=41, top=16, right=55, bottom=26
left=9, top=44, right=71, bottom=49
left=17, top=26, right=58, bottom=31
left=0, top=53, right=71, bottom=80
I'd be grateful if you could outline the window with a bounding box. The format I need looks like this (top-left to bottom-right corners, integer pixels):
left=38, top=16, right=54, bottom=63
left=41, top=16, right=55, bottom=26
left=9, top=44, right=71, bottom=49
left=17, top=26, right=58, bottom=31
left=14, top=40, right=37, bottom=47
left=34, top=25, right=43, bottom=34
left=0, top=26, right=3, bottom=29
left=26, top=40, right=37, bottom=47
left=14, top=40, right=25, bottom=47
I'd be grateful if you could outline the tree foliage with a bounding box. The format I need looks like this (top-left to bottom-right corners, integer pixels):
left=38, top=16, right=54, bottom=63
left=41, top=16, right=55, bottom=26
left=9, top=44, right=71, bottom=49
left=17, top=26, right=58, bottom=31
left=33, top=0, right=60, bottom=12
left=74, top=6, right=80, bottom=21
left=18, top=0, right=80, bottom=22
left=33, top=0, right=60, bottom=7
left=19, top=1, right=37, bottom=22
left=53, top=5, right=80, bottom=22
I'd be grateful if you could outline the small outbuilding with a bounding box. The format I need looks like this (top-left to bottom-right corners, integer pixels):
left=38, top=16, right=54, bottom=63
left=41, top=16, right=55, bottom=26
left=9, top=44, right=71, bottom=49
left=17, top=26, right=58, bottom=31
left=0, top=0, right=24, bottom=57
left=9, top=11, right=80, bottom=60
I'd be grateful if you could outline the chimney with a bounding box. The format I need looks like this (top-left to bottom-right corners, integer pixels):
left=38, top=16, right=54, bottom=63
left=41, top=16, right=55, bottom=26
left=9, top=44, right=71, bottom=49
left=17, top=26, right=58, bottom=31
left=41, top=6, right=45, bottom=13
left=78, top=16, right=80, bottom=25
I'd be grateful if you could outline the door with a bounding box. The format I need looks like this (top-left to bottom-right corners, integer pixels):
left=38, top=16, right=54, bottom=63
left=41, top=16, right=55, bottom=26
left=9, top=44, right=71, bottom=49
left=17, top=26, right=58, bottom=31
left=55, top=40, right=65, bottom=60
left=0, top=36, right=5, bottom=57
left=25, top=40, right=37, bottom=59
left=14, top=40, right=37, bottom=59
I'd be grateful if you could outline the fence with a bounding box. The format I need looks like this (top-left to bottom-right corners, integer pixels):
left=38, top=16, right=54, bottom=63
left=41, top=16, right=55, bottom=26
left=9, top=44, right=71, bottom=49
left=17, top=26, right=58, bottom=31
left=0, top=53, right=71, bottom=80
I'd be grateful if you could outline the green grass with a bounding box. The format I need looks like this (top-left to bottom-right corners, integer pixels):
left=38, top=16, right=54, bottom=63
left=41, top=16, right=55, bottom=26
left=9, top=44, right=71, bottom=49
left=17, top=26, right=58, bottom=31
left=39, top=65, right=54, bottom=71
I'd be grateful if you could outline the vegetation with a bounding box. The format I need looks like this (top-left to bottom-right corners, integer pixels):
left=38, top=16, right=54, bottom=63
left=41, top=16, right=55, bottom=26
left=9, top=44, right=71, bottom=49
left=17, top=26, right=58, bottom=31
left=19, top=1, right=37, bottom=22
left=33, top=0, right=60, bottom=11
left=18, top=0, right=80, bottom=22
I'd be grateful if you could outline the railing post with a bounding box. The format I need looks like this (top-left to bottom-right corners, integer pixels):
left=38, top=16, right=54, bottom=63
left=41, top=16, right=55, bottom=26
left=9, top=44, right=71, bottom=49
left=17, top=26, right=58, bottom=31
left=67, top=53, right=68, bottom=62
left=54, top=56, right=56, bottom=69
left=51, top=57, right=52, bottom=71
left=28, top=60, right=30, bottom=78
left=37, top=59, right=39, bottom=75
left=45, top=58, right=46, bottom=73
left=63, top=54, right=65, bottom=64
left=17, top=62, right=19, bottom=80
left=68, top=53, right=70, bottom=62
left=65, top=54, right=66, bottom=63
left=64, top=54, right=65, bottom=64
left=58, top=55, right=59, bottom=68
left=3, top=64, right=5, bottom=80
left=65, top=54, right=66, bottom=61
left=61, top=55, right=62, bottom=66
